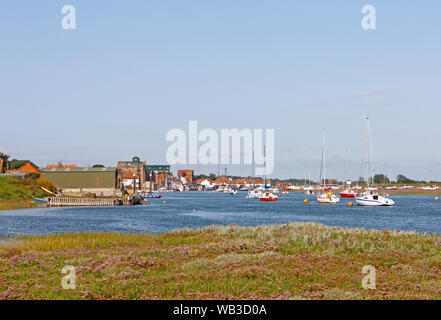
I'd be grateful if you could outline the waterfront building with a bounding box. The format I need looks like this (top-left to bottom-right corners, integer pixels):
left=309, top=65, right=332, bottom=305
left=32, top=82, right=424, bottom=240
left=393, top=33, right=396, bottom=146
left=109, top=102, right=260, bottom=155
left=42, top=167, right=117, bottom=196
left=145, top=165, right=172, bottom=190
left=117, top=156, right=147, bottom=190
left=177, top=170, right=194, bottom=184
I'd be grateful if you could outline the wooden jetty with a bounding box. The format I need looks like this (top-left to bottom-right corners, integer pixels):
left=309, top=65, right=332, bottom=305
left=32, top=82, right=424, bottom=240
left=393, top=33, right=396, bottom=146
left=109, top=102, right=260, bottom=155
left=46, top=197, right=144, bottom=207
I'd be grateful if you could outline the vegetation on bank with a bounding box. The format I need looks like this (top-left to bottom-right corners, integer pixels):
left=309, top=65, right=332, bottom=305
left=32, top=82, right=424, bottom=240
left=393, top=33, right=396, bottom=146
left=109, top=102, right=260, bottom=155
left=1, top=223, right=440, bottom=300
left=0, top=176, right=55, bottom=210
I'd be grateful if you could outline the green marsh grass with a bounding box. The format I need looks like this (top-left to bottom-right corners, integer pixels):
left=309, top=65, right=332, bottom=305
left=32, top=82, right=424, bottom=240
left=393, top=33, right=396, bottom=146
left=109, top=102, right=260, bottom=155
left=1, top=223, right=440, bottom=300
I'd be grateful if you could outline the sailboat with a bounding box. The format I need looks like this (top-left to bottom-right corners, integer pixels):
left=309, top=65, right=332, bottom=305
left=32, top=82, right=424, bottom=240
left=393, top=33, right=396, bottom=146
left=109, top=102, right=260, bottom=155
left=304, top=172, right=315, bottom=195
left=259, top=145, right=278, bottom=202
left=421, top=170, right=439, bottom=190
left=317, top=130, right=340, bottom=204
left=355, top=117, right=395, bottom=206
left=340, top=151, right=358, bottom=198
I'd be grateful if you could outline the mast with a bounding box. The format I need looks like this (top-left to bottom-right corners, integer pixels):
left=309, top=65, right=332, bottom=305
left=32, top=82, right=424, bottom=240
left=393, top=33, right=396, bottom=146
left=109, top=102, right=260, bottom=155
left=251, top=145, right=255, bottom=178
left=263, top=144, right=267, bottom=188
left=345, top=150, right=349, bottom=184
left=323, top=129, right=326, bottom=188
left=365, top=116, right=372, bottom=188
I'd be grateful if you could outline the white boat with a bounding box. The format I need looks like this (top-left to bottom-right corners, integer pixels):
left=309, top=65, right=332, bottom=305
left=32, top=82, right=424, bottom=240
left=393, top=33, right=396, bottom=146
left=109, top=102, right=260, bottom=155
left=355, top=116, right=394, bottom=207
left=317, top=189, right=340, bottom=204
left=223, top=186, right=231, bottom=193
left=247, top=189, right=262, bottom=199
left=316, top=130, right=340, bottom=204
left=356, top=190, right=395, bottom=206
left=258, top=144, right=278, bottom=202
left=421, top=185, right=439, bottom=190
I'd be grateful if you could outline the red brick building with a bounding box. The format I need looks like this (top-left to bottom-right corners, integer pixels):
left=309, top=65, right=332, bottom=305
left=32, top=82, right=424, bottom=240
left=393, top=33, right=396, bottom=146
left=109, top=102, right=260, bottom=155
left=178, top=170, right=194, bottom=184
left=117, top=156, right=147, bottom=190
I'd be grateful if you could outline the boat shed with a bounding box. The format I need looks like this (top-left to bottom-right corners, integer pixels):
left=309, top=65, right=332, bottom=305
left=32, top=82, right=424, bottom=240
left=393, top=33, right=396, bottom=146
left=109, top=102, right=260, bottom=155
left=41, top=167, right=117, bottom=196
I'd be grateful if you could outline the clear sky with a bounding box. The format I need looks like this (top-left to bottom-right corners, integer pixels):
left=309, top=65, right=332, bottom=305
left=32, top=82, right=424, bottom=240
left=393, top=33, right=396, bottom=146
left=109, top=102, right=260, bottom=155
left=1, top=1, right=440, bottom=181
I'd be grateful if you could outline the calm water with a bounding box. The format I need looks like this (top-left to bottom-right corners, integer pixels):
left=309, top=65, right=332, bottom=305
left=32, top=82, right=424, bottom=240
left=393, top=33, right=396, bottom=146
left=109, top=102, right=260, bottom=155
left=0, top=192, right=440, bottom=236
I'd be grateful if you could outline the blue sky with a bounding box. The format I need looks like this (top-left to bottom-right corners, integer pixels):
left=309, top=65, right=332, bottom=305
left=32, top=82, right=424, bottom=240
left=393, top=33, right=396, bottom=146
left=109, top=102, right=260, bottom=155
left=1, top=1, right=440, bottom=181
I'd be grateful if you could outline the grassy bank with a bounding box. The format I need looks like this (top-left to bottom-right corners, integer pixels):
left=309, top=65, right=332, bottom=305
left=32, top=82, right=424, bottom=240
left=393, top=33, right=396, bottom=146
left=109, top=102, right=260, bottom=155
left=1, top=223, right=440, bottom=300
left=0, top=176, right=52, bottom=210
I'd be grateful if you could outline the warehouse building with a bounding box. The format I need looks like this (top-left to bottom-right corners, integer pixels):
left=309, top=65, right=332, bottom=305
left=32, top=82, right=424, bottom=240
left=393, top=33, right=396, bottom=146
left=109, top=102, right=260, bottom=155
left=41, top=167, right=117, bottom=196
left=117, top=156, right=147, bottom=190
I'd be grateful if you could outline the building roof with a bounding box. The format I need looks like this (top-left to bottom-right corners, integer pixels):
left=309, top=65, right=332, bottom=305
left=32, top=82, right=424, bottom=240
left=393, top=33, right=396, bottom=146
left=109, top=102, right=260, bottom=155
left=145, top=165, right=170, bottom=171
left=17, top=162, right=39, bottom=173
left=42, top=167, right=117, bottom=173
left=48, top=164, right=77, bottom=168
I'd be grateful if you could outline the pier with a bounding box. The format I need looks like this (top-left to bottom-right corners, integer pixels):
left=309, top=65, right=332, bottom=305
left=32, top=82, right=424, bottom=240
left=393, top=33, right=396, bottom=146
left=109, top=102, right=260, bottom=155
left=47, top=197, right=143, bottom=207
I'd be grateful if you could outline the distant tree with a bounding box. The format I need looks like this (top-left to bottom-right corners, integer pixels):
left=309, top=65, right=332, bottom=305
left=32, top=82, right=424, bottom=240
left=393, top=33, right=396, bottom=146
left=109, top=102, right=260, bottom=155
left=8, top=159, right=39, bottom=170
left=92, top=164, right=105, bottom=168
left=374, top=174, right=390, bottom=184
left=397, top=174, right=415, bottom=184
left=0, top=152, right=9, bottom=171
left=208, top=173, right=217, bottom=180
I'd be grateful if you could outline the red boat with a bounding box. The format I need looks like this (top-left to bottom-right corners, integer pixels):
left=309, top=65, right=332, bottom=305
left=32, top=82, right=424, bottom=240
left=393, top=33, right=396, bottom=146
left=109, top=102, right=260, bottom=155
left=340, top=189, right=358, bottom=198
left=259, top=192, right=279, bottom=202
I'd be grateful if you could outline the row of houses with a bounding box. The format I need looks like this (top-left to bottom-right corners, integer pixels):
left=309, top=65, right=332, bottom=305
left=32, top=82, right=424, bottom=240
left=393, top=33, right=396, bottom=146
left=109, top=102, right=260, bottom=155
left=39, top=157, right=173, bottom=196
left=0, top=160, right=40, bottom=177
left=2, top=156, right=296, bottom=195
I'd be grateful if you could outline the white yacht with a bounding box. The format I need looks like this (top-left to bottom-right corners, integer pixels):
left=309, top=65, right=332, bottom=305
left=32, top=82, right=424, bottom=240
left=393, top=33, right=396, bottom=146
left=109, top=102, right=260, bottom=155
left=355, top=116, right=395, bottom=207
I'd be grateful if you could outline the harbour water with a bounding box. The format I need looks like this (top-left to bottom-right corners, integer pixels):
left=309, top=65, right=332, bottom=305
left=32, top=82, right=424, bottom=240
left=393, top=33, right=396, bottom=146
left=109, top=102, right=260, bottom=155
left=0, top=192, right=440, bottom=236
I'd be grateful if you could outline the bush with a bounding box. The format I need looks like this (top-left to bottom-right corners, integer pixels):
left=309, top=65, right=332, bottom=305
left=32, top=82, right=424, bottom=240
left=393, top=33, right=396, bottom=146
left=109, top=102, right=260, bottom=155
left=27, top=173, right=41, bottom=180
left=36, top=178, right=57, bottom=192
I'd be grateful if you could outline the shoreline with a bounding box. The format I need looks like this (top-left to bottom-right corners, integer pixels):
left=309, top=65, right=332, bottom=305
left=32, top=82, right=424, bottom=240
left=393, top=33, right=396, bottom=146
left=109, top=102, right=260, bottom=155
left=1, top=222, right=440, bottom=300
left=1, top=190, right=439, bottom=211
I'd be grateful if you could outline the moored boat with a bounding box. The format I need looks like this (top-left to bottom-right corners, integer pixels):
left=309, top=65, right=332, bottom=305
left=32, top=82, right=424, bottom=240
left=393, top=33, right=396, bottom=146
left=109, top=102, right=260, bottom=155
left=259, top=191, right=279, bottom=202
left=247, top=189, right=262, bottom=199
left=317, top=188, right=340, bottom=204
left=316, top=130, right=340, bottom=204
left=356, top=191, right=394, bottom=206
left=355, top=116, right=394, bottom=207
left=340, top=189, right=358, bottom=198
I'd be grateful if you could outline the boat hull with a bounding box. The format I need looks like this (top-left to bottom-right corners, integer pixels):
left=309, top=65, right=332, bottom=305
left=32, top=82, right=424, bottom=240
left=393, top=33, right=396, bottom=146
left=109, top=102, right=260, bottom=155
left=317, top=192, right=340, bottom=203
left=259, top=192, right=279, bottom=202
left=340, top=193, right=358, bottom=198
left=317, top=196, right=340, bottom=204
left=355, top=198, right=395, bottom=206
